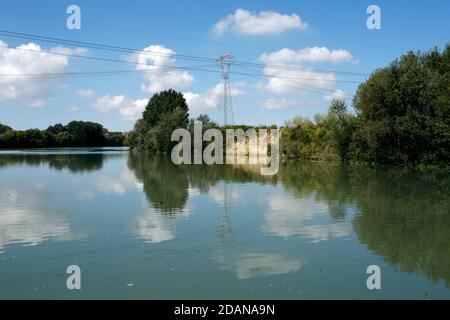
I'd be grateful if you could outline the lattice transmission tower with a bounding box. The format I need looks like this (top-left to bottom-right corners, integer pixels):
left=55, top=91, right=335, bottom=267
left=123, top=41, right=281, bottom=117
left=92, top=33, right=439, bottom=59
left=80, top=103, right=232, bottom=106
left=216, top=54, right=234, bottom=127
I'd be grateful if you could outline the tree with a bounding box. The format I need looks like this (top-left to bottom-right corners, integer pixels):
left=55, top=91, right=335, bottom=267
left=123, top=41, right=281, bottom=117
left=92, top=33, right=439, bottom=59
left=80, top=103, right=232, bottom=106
left=66, top=121, right=106, bottom=147
left=351, top=44, right=450, bottom=164
left=0, top=121, right=123, bottom=148
left=142, top=89, right=189, bottom=128
left=46, top=123, right=66, bottom=135
left=325, top=99, right=355, bottom=161
left=0, top=123, right=12, bottom=135
left=131, top=90, right=190, bottom=153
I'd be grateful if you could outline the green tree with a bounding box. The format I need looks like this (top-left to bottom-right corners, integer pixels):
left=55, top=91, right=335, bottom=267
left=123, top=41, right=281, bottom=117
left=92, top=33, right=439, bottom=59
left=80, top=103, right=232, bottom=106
left=66, top=121, right=106, bottom=147
left=0, top=123, right=12, bottom=135
left=325, top=99, right=355, bottom=161
left=46, top=123, right=66, bottom=136
left=351, top=44, right=450, bottom=164
left=131, top=89, right=190, bottom=153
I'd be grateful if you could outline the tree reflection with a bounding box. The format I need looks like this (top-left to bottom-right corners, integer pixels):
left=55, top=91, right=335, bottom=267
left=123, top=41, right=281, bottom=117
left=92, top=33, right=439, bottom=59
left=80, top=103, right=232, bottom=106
left=0, top=153, right=106, bottom=173
left=127, top=153, right=190, bottom=214
left=279, top=162, right=450, bottom=288
left=350, top=166, right=450, bottom=288
left=127, top=152, right=275, bottom=214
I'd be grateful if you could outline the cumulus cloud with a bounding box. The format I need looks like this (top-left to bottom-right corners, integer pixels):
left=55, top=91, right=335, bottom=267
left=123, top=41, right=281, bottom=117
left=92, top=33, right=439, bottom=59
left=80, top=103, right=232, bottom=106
left=119, top=99, right=148, bottom=121
left=0, top=40, right=86, bottom=107
left=262, top=64, right=336, bottom=95
left=213, top=9, right=308, bottom=36
left=127, top=44, right=194, bottom=93
left=76, top=88, right=95, bottom=98
left=263, top=98, right=299, bottom=110
left=324, top=89, right=348, bottom=102
left=255, top=47, right=342, bottom=95
left=259, top=47, right=355, bottom=64
left=183, top=82, right=245, bottom=110
left=92, top=95, right=148, bottom=121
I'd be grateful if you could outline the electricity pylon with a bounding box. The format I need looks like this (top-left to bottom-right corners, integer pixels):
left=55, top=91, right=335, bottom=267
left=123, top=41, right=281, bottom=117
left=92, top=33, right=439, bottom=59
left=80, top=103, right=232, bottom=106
left=216, top=54, right=234, bottom=127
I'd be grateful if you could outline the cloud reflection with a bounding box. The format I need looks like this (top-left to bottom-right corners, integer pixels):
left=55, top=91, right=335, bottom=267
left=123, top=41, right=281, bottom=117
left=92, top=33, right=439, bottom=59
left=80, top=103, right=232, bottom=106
left=262, top=193, right=351, bottom=242
left=214, top=251, right=305, bottom=280
left=0, top=189, right=75, bottom=252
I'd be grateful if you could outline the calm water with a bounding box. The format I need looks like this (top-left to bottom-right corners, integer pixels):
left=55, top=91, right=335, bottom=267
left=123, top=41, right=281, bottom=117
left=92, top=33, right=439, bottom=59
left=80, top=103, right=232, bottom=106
left=0, top=148, right=449, bottom=299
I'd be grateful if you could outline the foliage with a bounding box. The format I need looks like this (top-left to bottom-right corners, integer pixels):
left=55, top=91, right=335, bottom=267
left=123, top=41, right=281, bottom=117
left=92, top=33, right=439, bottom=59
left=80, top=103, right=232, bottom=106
left=0, top=123, right=12, bottom=135
left=129, top=89, right=190, bottom=153
left=351, top=44, right=450, bottom=164
left=281, top=44, right=450, bottom=165
left=0, top=121, right=124, bottom=148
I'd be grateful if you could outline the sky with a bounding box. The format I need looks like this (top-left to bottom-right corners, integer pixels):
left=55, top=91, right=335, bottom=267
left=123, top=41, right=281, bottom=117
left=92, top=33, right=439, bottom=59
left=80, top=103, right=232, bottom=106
left=0, top=0, right=449, bottom=132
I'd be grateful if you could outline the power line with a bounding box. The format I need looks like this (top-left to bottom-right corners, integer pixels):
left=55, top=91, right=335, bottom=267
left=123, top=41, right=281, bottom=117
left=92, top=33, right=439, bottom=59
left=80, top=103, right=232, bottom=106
left=0, top=45, right=361, bottom=86
left=0, top=29, right=371, bottom=77
left=0, top=6, right=275, bottom=53
left=0, top=65, right=219, bottom=79
left=0, top=47, right=363, bottom=92
left=79, top=0, right=413, bottom=52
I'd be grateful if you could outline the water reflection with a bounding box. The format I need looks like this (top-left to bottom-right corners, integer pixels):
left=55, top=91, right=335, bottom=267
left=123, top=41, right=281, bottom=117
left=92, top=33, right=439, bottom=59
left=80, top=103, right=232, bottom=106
left=280, top=163, right=450, bottom=287
left=213, top=251, right=305, bottom=280
left=125, top=154, right=450, bottom=286
left=0, top=150, right=449, bottom=292
left=0, top=185, right=74, bottom=252
left=262, top=192, right=351, bottom=242
left=350, top=166, right=450, bottom=287
left=0, top=152, right=121, bottom=173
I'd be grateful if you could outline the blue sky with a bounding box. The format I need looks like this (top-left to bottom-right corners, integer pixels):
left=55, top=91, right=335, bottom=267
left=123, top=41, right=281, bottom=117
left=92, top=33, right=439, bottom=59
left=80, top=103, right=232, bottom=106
left=0, top=0, right=448, bottom=131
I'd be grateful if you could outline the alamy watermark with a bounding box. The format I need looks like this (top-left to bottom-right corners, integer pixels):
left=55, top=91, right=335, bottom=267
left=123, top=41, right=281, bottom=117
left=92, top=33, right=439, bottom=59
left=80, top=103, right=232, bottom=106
left=171, top=121, right=280, bottom=176
left=367, top=5, right=381, bottom=30
left=366, top=265, right=381, bottom=290
left=66, top=5, right=81, bottom=30
left=66, top=265, right=81, bottom=290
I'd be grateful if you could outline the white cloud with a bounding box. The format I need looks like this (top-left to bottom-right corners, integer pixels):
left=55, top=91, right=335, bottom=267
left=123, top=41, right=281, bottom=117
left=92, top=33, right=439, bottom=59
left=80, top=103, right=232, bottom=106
left=93, top=95, right=128, bottom=112
left=325, top=89, right=347, bottom=102
left=0, top=40, right=83, bottom=107
left=263, top=98, right=299, bottom=110
left=127, top=44, right=194, bottom=93
left=76, top=88, right=95, bottom=98
left=92, top=95, right=148, bottom=121
left=259, top=47, right=355, bottom=64
left=213, top=9, right=308, bottom=36
left=119, top=99, right=148, bottom=122
left=183, top=82, right=245, bottom=110
left=262, top=64, right=336, bottom=95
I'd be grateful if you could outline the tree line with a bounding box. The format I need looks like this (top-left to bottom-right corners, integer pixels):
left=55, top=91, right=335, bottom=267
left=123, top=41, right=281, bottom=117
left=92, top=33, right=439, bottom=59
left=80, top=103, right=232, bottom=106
left=2, top=44, right=448, bottom=164
left=277, top=44, right=450, bottom=165
left=129, top=45, right=449, bottom=165
left=0, top=121, right=125, bottom=148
